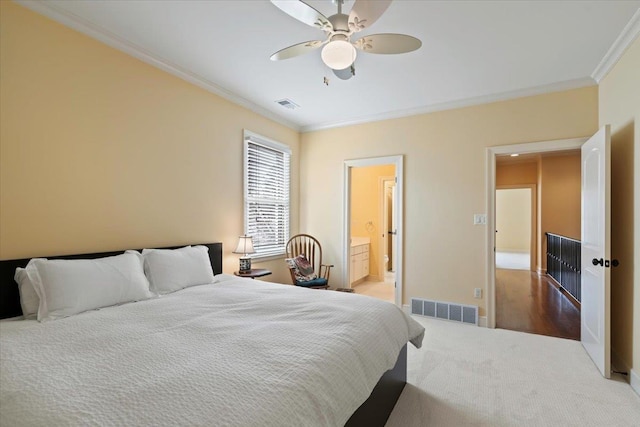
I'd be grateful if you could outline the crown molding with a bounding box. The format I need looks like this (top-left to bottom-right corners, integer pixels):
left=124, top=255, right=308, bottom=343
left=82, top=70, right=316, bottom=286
left=592, top=8, right=640, bottom=83
left=15, top=0, right=301, bottom=132
left=15, top=0, right=628, bottom=136
left=300, top=77, right=596, bottom=133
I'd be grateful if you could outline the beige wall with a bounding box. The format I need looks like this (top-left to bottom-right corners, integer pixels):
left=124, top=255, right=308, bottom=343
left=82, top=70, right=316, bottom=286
left=539, top=153, right=582, bottom=271
left=496, top=161, right=538, bottom=187
left=0, top=2, right=298, bottom=283
left=496, top=189, right=531, bottom=253
left=351, top=164, right=395, bottom=280
left=301, top=86, right=598, bottom=316
left=599, top=36, right=640, bottom=387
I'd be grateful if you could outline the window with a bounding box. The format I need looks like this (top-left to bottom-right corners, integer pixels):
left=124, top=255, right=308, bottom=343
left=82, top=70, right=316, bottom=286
left=243, top=131, right=291, bottom=258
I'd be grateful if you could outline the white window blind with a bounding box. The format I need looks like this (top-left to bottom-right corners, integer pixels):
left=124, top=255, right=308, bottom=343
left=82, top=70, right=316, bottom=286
left=244, top=131, right=291, bottom=258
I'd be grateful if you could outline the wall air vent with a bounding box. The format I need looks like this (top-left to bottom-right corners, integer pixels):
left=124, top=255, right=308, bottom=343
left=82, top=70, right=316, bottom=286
left=411, top=297, right=478, bottom=325
left=275, top=98, right=300, bottom=110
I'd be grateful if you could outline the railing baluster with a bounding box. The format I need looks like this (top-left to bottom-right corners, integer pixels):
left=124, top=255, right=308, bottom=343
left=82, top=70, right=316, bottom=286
left=546, top=232, right=581, bottom=303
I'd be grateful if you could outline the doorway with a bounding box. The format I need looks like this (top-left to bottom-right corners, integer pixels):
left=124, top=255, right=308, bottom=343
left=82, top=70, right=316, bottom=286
left=495, top=187, right=533, bottom=271
left=486, top=138, right=587, bottom=328
left=344, top=156, right=403, bottom=306
left=492, top=150, right=582, bottom=340
left=493, top=179, right=582, bottom=339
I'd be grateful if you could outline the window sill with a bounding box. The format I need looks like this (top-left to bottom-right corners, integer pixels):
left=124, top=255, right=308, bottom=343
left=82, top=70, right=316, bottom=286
left=251, top=253, right=286, bottom=263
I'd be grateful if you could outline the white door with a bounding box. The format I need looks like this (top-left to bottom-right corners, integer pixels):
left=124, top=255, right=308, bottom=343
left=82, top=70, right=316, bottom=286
left=581, top=125, right=611, bottom=378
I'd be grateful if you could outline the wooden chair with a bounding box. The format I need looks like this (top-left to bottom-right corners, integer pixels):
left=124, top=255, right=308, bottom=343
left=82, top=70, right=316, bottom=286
left=285, top=234, right=333, bottom=289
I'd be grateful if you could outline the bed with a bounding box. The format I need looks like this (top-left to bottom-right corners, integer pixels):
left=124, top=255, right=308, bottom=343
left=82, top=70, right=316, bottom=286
left=0, top=242, right=424, bottom=426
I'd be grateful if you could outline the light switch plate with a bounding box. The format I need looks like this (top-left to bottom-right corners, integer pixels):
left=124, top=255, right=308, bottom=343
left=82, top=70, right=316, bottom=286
left=473, top=214, right=487, bottom=225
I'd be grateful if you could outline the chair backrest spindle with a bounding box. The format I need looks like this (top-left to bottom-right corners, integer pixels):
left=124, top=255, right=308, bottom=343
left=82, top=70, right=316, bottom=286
left=286, top=234, right=325, bottom=279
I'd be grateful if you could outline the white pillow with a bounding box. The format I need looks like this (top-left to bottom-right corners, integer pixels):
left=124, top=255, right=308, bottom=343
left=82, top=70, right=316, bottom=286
left=27, top=252, right=153, bottom=322
left=142, top=245, right=215, bottom=294
left=14, top=267, right=39, bottom=320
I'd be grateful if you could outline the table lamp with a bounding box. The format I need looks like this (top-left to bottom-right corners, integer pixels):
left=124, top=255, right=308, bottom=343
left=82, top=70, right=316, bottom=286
left=233, top=235, right=255, bottom=273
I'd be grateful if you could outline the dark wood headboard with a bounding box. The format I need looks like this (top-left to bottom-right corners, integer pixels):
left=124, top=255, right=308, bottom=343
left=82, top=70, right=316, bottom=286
left=0, top=242, right=223, bottom=320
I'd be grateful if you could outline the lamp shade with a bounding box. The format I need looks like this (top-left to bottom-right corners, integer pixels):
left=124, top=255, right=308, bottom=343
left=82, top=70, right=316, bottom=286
left=321, top=40, right=357, bottom=70
left=233, top=235, right=255, bottom=255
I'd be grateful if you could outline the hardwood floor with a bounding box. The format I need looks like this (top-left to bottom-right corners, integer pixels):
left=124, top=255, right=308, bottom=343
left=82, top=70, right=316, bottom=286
left=496, top=268, right=580, bottom=340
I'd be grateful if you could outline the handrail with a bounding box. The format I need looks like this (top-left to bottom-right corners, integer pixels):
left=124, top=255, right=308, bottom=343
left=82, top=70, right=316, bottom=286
left=545, top=232, right=581, bottom=244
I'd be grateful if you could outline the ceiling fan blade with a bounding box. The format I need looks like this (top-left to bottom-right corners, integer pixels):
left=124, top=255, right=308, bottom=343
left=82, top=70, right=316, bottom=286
left=333, top=65, right=355, bottom=80
left=353, top=33, right=422, bottom=54
left=271, top=0, right=332, bottom=32
left=348, top=0, right=392, bottom=32
left=270, top=40, right=325, bottom=61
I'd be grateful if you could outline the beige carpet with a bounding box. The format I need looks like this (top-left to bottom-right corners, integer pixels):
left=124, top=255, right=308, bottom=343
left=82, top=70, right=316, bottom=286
left=386, top=316, right=640, bottom=426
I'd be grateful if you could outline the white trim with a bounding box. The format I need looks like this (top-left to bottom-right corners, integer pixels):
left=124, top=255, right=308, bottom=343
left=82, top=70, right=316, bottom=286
left=611, top=351, right=640, bottom=397
left=18, top=0, right=611, bottom=134
left=592, top=9, right=640, bottom=83
left=478, top=316, right=488, bottom=328
left=379, top=176, right=396, bottom=283
left=244, top=130, right=292, bottom=154
left=242, top=130, right=291, bottom=259
left=16, top=0, right=300, bottom=132
left=631, top=369, right=640, bottom=397
left=20, top=0, right=635, bottom=135
left=344, top=156, right=404, bottom=307
left=611, top=349, right=630, bottom=377
left=485, top=137, right=587, bottom=329
left=301, top=78, right=596, bottom=133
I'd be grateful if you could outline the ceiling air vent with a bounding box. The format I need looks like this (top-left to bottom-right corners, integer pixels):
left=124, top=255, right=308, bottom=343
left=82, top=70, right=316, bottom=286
left=275, top=98, right=300, bottom=110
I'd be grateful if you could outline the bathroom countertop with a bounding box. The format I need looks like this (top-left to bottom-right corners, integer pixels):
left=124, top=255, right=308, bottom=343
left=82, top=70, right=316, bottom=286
left=350, top=237, right=370, bottom=247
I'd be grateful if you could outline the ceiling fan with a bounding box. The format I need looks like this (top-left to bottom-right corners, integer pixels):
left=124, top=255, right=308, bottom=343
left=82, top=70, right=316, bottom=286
left=269, top=0, right=421, bottom=80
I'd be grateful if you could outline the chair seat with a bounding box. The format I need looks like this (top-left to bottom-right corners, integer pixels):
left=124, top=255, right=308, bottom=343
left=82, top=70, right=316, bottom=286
left=295, top=277, right=328, bottom=288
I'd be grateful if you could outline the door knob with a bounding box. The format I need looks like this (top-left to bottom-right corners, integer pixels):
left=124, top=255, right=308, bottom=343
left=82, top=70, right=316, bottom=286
left=592, top=258, right=604, bottom=266
left=612, top=259, right=619, bottom=267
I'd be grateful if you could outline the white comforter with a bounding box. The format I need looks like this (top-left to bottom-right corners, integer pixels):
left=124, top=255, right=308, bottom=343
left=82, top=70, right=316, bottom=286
left=0, top=274, right=424, bottom=427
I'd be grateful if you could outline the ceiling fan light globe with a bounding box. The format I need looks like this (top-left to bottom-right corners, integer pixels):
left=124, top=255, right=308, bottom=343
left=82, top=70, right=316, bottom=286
left=321, top=40, right=357, bottom=70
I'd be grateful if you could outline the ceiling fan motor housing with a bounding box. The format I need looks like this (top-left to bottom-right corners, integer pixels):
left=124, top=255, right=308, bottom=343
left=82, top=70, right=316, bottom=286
left=328, top=13, right=350, bottom=35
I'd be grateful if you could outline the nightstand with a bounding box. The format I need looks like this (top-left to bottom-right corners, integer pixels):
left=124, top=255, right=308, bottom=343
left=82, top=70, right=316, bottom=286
left=233, top=268, right=272, bottom=279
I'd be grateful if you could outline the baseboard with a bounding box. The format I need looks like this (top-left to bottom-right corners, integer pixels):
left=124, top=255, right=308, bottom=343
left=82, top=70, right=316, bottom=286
left=610, top=350, right=639, bottom=396
left=478, top=316, right=488, bottom=328
left=402, top=304, right=410, bottom=314
left=611, top=349, right=628, bottom=374
left=631, top=369, right=640, bottom=397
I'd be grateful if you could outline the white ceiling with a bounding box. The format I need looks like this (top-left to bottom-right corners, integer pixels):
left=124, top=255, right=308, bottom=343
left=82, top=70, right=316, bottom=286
left=18, top=0, right=640, bottom=132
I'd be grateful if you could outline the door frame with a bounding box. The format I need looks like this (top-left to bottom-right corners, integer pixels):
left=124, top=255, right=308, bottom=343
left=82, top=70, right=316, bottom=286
left=344, top=155, right=403, bottom=306
left=495, top=185, right=537, bottom=272
left=485, top=138, right=586, bottom=328
left=380, top=176, right=396, bottom=277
